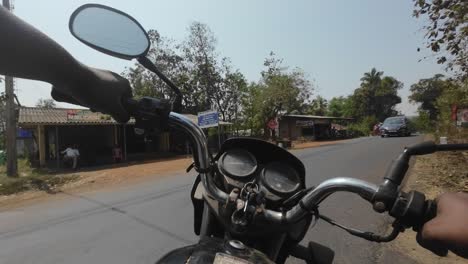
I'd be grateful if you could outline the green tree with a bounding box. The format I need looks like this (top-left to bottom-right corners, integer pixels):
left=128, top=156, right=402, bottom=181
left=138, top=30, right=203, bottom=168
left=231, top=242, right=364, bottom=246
left=413, top=0, right=468, bottom=78
left=213, top=58, right=247, bottom=122
left=240, top=53, right=313, bottom=136
left=257, top=53, right=312, bottom=135
left=376, top=76, right=403, bottom=119
left=124, top=30, right=186, bottom=102
left=181, top=22, right=219, bottom=112
left=327, top=96, right=353, bottom=117
left=409, top=74, right=448, bottom=120
left=413, top=110, right=433, bottom=132
left=308, top=95, right=328, bottom=116
left=361, top=68, right=384, bottom=89
left=435, top=80, right=468, bottom=134
left=124, top=24, right=247, bottom=122
left=349, top=68, right=402, bottom=121
left=240, top=82, right=263, bottom=136
left=35, top=98, right=56, bottom=108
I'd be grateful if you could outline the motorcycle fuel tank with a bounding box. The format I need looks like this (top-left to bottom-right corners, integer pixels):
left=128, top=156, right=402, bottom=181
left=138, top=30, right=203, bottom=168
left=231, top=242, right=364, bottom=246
left=156, top=237, right=274, bottom=264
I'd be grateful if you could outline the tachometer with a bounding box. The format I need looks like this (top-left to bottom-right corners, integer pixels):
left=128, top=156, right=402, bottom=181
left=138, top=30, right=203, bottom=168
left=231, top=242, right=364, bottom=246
left=218, top=149, right=257, bottom=179
left=261, top=162, right=300, bottom=196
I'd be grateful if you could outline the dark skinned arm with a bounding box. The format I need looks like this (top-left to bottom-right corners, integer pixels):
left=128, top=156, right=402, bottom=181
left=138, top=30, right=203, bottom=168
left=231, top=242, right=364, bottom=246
left=0, top=6, right=132, bottom=122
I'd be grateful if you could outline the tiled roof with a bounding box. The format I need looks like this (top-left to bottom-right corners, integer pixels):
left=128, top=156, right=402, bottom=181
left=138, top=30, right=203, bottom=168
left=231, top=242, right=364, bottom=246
left=18, top=107, right=122, bottom=126
left=18, top=107, right=231, bottom=126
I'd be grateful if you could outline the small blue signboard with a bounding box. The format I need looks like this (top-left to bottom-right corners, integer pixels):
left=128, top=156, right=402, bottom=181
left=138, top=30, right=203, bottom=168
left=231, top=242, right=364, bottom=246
left=17, top=128, right=33, bottom=138
left=198, top=110, right=219, bottom=128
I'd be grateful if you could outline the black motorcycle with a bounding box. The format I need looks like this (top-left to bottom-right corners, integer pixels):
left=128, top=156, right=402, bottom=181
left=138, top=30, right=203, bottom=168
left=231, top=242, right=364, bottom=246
left=2, top=4, right=468, bottom=263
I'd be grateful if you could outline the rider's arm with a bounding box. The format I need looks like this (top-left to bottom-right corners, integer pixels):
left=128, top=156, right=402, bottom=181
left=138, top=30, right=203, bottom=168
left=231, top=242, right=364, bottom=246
left=0, top=6, right=132, bottom=122
left=0, top=6, right=83, bottom=85
left=418, top=192, right=468, bottom=258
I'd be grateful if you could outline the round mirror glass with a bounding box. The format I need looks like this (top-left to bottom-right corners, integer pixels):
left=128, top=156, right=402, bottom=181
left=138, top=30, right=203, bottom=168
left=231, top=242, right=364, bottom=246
left=70, top=4, right=150, bottom=59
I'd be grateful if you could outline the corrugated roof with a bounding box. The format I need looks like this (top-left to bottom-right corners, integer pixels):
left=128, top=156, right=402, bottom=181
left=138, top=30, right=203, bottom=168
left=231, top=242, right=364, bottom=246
left=18, top=107, right=121, bottom=126
left=282, top=114, right=354, bottom=120
left=18, top=107, right=231, bottom=126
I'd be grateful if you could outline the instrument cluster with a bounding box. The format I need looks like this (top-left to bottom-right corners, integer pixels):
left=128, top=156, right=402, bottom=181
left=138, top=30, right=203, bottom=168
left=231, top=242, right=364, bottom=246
left=217, top=148, right=302, bottom=202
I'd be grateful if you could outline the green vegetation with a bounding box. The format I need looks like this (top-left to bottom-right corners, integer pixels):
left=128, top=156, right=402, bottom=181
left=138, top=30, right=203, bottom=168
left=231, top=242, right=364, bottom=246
left=0, top=159, right=79, bottom=195
left=413, top=0, right=468, bottom=78
left=409, top=74, right=448, bottom=120
left=411, top=0, right=467, bottom=140
left=325, top=68, right=402, bottom=135
left=410, top=75, right=468, bottom=139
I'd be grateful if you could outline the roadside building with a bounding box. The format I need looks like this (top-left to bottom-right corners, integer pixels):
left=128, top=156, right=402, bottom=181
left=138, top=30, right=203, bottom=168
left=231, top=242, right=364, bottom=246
left=17, top=107, right=230, bottom=168
left=278, top=114, right=353, bottom=140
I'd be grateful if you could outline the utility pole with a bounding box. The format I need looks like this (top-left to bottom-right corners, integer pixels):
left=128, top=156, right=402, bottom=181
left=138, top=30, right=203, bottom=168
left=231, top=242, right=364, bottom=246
left=3, top=0, right=18, bottom=177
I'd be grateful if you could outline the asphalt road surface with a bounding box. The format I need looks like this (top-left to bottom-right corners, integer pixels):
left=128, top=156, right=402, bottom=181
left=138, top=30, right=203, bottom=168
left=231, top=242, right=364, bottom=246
left=0, top=136, right=423, bottom=264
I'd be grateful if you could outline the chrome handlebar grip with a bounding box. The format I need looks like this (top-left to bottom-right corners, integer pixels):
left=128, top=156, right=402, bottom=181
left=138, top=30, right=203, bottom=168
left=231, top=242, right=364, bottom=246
left=265, top=178, right=379, bottom=224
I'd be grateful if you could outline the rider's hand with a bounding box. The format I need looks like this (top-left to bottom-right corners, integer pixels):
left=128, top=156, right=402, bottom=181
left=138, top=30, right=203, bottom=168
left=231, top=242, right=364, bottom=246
left=417, top=192, right=468, bottom=258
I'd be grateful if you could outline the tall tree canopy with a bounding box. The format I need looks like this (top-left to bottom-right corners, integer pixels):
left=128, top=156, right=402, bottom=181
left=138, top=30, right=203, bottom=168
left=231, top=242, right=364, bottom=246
left=123, top=23, right=247, bottom=121
left=308, top=95, right=328, bottom=116
left=409, top=74, right=448, bottom=120
left=413, top=0, right=468, bottom=78
left=349, top=68, right=402, bottom=121
left=240, top=53, right=313, bottom=135
left=327, top=96, right=353, bottom=117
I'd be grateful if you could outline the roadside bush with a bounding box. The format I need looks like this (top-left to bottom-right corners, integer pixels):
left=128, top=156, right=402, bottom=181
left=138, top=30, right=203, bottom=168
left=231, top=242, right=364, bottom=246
left=0, top=158, right=80, bottom=195
left=435, top=80, right=468, bottom=142
left=348, top=115, right=378, bottom=136
left=412, top=111, right=433, bottom=133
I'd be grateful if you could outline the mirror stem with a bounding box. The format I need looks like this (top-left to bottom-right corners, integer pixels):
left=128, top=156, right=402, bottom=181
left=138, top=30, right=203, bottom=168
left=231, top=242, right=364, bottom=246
left=137, top=56, right=182, bottom=112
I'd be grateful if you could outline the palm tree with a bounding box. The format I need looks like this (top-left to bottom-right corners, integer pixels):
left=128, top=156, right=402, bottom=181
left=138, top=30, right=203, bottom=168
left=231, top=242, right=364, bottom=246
left=309, top=96, right=328, bottom=116
left=360, top=68, right=383, bottom=89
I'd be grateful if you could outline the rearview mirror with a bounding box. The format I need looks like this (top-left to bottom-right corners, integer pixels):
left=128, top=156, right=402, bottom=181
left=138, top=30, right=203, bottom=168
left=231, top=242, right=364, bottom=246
left=69, top=4, right=150, bottom=60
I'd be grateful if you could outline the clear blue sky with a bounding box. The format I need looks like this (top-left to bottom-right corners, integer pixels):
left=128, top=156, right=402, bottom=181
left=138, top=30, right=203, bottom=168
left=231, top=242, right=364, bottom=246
left=11, top=0, right=447, bottom=114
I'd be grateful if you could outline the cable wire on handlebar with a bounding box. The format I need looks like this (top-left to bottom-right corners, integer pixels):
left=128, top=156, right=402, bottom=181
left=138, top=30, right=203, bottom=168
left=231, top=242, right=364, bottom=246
left=318, top=213, right=402, bottom=243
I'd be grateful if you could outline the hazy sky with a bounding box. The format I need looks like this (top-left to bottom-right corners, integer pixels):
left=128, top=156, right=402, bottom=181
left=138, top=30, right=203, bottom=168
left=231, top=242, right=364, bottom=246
left=10, top=0, right=448, bottom=114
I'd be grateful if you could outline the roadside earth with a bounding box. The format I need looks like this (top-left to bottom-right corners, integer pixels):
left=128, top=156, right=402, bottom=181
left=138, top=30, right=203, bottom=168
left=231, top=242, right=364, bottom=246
left=292, top=138, right=351, bottom=150
left=379, top=148, right=468, bottom=264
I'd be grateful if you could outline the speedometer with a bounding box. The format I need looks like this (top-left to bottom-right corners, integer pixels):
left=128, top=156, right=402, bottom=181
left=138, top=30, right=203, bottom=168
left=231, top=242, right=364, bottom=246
left=218, top=149, right=257, bottom=179
left=261, top=162, right=300, bottom=196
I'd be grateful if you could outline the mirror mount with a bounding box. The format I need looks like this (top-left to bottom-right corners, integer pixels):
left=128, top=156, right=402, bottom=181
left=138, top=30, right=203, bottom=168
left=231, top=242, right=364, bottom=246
left=137, top=56, right=183, bottom=112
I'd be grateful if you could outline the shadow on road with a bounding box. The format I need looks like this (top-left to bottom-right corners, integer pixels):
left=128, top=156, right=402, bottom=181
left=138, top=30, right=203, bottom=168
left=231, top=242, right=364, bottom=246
left=0, top=184, right=192, bottom=244
left=60, top=191, right=194, bottom=244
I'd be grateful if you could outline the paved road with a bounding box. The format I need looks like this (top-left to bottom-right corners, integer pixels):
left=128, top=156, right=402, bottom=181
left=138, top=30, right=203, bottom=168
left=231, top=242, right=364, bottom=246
left=0, top=136, right=422, bottom=264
